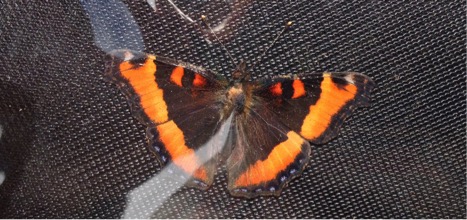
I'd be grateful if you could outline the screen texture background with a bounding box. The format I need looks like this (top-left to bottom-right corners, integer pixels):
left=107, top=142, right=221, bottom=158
left=0, top=0, right=465, bottom=218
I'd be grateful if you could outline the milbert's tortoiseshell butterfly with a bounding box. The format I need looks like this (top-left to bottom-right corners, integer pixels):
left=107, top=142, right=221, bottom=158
left=104, top=17, right=374, bottom=198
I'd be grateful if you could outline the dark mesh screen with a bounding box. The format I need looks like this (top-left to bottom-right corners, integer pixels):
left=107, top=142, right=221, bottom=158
left=0, top=0, right=465, bottom=218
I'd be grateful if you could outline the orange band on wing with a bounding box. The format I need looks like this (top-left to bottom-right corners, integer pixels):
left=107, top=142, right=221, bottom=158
left=292, top=79, right=306, bottom=98
left=193, top=73, right=207, bottom=87
left=119, top=57, right=169, bottom=124
left=157, top=120, right=207, bottom=180
left=270, top=82, right=282, bottom=96
left=235, top=131, right=304, bottom=187
left=300, top=73, right=357, bottom=140
left=170, top=66, right=184, bottom=87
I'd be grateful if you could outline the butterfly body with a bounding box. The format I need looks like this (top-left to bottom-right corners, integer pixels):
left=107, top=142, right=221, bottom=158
left=105, top=49, right=374, bottom=198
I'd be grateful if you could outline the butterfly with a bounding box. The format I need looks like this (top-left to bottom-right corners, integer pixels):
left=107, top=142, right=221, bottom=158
left=104, top=48, right=374, bottom=198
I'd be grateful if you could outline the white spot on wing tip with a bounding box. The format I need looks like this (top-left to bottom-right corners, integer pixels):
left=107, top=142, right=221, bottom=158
left=123, top=51, right=135, bottom=61
left=344, top=74, right=355, bottom=84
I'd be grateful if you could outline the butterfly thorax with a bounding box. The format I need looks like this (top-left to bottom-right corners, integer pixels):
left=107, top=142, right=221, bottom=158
left=224, top=61, right=253, bottom=116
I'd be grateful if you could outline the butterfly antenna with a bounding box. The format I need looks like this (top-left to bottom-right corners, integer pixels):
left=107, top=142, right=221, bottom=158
left=201, top=15, right=237, bottom=67
left=248, top=21, right=293, bottom=72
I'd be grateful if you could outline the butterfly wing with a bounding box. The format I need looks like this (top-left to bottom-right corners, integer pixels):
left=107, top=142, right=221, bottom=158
left=227, top=72, right=374, bottom=197
left=105, top=50, right=229, bottom=189
left=255, top=72, right=374, bottom=144
left=226, top=102, right=311, bottom=197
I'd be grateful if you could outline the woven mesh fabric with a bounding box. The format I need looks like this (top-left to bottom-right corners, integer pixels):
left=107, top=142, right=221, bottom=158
left=0, top=0, right=465, bottom=218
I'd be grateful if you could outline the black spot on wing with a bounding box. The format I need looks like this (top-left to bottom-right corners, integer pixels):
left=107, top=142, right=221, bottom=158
left=181, top=69, right=196, bottom=87
left=281, top=80, right=294, bottom=99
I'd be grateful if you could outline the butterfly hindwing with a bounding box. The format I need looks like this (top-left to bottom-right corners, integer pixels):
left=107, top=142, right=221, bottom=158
left=226, top=100, right=311, bottom=197
left=105, top=49, right=228, bottom=189
left=255, top=72, right=374, bottom=144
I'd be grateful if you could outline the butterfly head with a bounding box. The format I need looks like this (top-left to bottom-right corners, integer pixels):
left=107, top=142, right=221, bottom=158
left=232, top=60, right=250, bottom=82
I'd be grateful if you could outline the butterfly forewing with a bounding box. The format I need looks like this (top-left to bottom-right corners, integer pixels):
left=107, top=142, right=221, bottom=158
left=254, top=72, right=374, bottom=144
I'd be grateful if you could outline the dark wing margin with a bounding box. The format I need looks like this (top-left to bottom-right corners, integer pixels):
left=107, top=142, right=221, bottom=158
left=254, top=72, right=374, bottom=144
left=104, top=49, right=228, bottom=189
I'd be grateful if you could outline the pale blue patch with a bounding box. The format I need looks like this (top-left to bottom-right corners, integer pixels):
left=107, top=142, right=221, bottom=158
left=80, top=0, right=144, bottom=52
